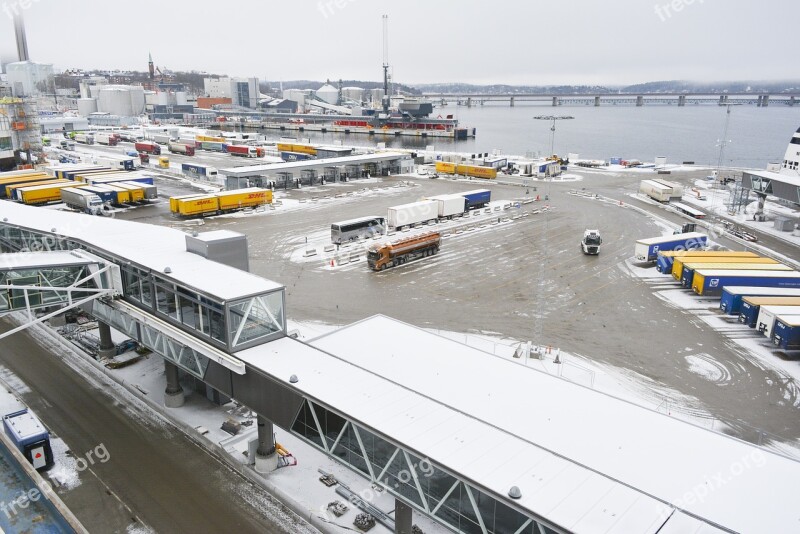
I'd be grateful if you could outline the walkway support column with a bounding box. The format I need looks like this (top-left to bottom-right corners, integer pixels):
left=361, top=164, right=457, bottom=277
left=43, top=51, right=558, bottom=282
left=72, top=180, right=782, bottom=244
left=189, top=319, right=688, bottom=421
left=164, top=360, right=185, bottom=408
left=594, top=96, right=600, bottom=107
left=255, top=414, right=278, bottom=474
left=395, top=498, right=412, bottom=534
left=552, top=96, right=558, bottom=107
left=636, top=95, right=644, bottom=107
left=98, top=321, right=116, bottom=360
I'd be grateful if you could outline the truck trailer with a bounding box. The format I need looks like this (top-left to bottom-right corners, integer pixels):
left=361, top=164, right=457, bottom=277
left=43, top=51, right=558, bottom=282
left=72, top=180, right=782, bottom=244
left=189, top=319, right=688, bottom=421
left=169, top=188, right=272, bottom=217
left=672, top=255, right=772, bottom=281
left=95, top=132, right=118, bottom=146
left=639, top=179, right=672, bottom=202
left=135, top=141, right=161, bottom=155
left=461, top=189, right=492, bottom=210
left=428, top=194, right=467, bottom=218
left=755, top=306, right=800, bottom=339
left=17, top=182, right=82, bottom=205
left=720, top=286, right=800, bottom=314
left=367, top=232, right=441, bottom=271
left=181, top=163, right=218, bottom=180
left=692, top=270, right=800, bottom=296
left=656, top=250, right=759, bottom=274
left=152, top=134, right=172, bottom=145
left=74, top=132, right=94, bottom=145
left=738, top=297, right=800, bottom=327
left=773, top=317, right=800, bottom=350
left=227, top=145, right=262, bottom=158
left=60, top=187, right=104, bottom=214
left=168, top=141, right=196, bottom=156
left=634, top=232, right=708, bottom=262
left=387, top=200, right=439, bottom=229
left=679, top=261, right=788, bottom=288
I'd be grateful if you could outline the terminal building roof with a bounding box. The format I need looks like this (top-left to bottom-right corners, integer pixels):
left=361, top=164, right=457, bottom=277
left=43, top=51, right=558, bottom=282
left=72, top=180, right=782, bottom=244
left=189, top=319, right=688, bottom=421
left=220, top=151, right=409, bottom=177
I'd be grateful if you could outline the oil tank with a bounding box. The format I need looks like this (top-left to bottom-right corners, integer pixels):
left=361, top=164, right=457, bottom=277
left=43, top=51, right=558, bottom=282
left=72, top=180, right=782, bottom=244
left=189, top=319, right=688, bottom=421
left=176, top=91, right=188, bottom=105
left=316, top=83, right=338, bottom=105
left=342, top=87, right=364, bottom=102
left=77, top=98, right=98, bottom=117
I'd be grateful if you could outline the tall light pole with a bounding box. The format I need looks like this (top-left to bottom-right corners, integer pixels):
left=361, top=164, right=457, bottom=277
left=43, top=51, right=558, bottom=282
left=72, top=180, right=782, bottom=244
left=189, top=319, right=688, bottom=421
left=533, top=115, right=574, bottom=158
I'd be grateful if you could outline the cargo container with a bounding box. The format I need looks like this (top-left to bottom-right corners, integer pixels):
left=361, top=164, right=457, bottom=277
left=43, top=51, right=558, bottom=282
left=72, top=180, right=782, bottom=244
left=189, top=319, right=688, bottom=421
left=457, top=164, right=497, bottom=179
left=3, top=409, right=54, bottom=470
left=216, top=188, right=271, bottom=211
left=368, top=232, right=441, bottom=271
left=773, top=316, right=800, bottom=350
left=387, top=200, right=439, bottom=229
left=8, top=179, right=68, bottom=200
left=152, top=134, right=172, bottom=145
left=181, top=163, right=218, bottom=180
left=639, top=179, right=672, bottom=202
left=1, top=174, right=53, bottom=198
left=169, top=194, right=205, bottom=213
left=95, top=132, right=119, bottom=146
left=679, top=261, right=788, bottom=288
left=720, top=286, right=800, bottom=314
left=74, top=132, right=94, bottom=145
left=135, top=141, right=161, bottom=155
left=692, top=270, right=800, bottom=296
left=655, top=250, right=759, bottom=274
left=651, top=178, right=684, bottom=199
left=110, top=182, right=145, bottom=202
left=60, top=187, right=104, bottom=214
left=755, top=306, right=800, bottom=338
left=120, top=181, right=157, bottom=200
left=634, top=232, right=708, bottom=262
left=79, top=184, right=117, bottom=204
left=738, top=297, right=800, bottom=327
left=17, top=181, right=83, bottom=205
left=428, top=194, right=467, bottom=218
left=172, top=195, right=220, bottom=217
left=461, top=189, right=492, bottom=210
left=196, top=134, right=226, bottom=144
left=226, top=145, right=262, bottom=158
left=276, top=142, right=316, bottom=155
left=280, top=151, right=313, bottom=162
left=435, top=161, right=457, bottom=174
left=197, top=141, right=226, bottom=152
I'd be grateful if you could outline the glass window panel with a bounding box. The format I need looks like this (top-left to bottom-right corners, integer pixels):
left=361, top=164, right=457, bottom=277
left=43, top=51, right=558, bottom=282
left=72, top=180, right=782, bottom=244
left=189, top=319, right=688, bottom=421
left=323, top=410, right=347, bottom=451
left=228, top=291, right=284, bottom=347
left=434, top=482, right=464, bottom=531
left=156, top=285, right=178, bottom=320
left=180, top=295, right=198, bottom=329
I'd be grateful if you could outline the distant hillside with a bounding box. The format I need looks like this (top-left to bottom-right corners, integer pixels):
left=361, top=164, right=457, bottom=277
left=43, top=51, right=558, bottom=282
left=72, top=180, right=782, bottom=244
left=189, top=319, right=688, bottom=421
left=264, top=80, right=421, bottom=96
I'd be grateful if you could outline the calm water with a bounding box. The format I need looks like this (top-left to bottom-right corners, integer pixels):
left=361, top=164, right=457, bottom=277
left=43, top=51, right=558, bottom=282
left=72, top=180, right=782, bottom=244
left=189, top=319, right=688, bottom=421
left=275, top=104, right=800, bottom=169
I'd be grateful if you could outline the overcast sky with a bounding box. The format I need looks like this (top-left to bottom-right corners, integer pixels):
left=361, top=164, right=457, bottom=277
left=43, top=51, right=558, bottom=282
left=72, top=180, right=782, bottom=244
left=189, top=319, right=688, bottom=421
left=0, top=0, right=796, bottom=86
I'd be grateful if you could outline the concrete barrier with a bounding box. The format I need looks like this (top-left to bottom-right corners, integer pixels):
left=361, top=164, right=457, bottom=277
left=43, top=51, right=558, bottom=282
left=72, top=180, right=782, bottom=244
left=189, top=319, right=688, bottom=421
left=336, top=255, right=350, bottom=265
left=303, top=248, right=317, bottom=257
left=349, top=253, right=361, bottom=262
left=323, top=244, right=335, bottom=253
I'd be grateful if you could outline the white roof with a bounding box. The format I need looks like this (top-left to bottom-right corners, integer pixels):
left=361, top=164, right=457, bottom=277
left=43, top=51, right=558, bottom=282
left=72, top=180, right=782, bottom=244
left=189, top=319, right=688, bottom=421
left=745, top=169, right=800, bottom=188
left=189, top=230, right=244, bottom=242
left=1, top=203, right=282, bottom=302
left=695, top=269, right=800, bottom=278
left=0, top=250, right=98, bottom=270
left=220, top=151, right=409, bottom=177
left=235, top=315, right=800, bottom=533
left=636, top=232, right=707, bottom=245
left=3, top=410, right=47, bottom=441
left=723, top=286, right=800, bottom=296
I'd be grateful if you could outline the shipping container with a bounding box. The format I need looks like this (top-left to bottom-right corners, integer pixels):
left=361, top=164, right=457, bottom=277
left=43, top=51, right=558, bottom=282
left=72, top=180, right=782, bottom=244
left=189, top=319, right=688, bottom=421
left=680, top=261, right=788, bottom=288
left=673, top=256, right=774, bottom=281
left=3, top=409, right=54, bottom=470
left=773, top=316, right=800, bottom=350
left=692, top=270, right=800, bottom=296
left=720, top=286, right=800, bottom=314
left=456, top=164, right=497, bottom=179
left=74, top=132, right=94, bottom=145
left=655, top=250, right=759, bottom=274
left=639, top=179, right=672, bottom=202
left=428, top=194, right=467, bottom=218
left=87, top=174, right=155, bottom=186
left=196, top=134, right=226, bottom=144
left=461, top=189, right=492, bottom=210
left=755, top=306, right=800, bottom=338
left=172, top=195, right=220, bottom=216
left=169, top=194, right=205, bottom=213
left=652, top=178, right=684, bottom=199
left=634, top=232, right=708, bottom=262
left=46, top=165, right=109, bottom=180
left=738, top=297, right=800, bottom=327
left=17, top=181, right=83, bottom=205
left=387, top=200, right=439, bottom=229
left=169, top=188, right=271, bottom=217
left=216, top=188, right=271, bottom=211
left=435, top=161, right=457, bottom=174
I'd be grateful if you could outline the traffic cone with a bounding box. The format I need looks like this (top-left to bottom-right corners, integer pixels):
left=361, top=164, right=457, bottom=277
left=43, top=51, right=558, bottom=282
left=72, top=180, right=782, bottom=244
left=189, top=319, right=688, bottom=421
left=330, top=259, right=335, bottom=267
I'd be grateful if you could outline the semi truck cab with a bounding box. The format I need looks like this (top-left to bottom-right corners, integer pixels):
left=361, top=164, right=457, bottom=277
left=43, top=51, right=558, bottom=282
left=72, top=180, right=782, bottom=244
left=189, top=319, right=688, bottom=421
left=581, top=229, right=602, bottom=255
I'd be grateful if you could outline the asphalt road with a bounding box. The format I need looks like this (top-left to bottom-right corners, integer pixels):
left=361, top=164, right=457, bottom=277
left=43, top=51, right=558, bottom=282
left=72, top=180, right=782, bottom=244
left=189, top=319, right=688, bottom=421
left=105, top=163, right=800, bottom=444
left=0, top=320, right=315, bottom=534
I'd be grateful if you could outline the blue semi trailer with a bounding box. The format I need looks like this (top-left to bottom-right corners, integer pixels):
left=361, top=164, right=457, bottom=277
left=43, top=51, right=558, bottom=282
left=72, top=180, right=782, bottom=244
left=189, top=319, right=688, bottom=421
left=720, top=286, right=800, bottom=314
left=461, top=189, right=491, bottom=210
left=181, top=163, right=218, bottom=180
left=693, top=270, right=800, bottom=296
left=634, top=232, right=707, bottom=262
left=773, top=317, right=800, bottom=350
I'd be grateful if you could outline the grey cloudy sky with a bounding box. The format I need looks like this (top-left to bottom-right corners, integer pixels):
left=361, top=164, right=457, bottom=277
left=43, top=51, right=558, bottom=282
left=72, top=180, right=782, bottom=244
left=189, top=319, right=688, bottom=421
left=0, top=0, right=796, bottom=86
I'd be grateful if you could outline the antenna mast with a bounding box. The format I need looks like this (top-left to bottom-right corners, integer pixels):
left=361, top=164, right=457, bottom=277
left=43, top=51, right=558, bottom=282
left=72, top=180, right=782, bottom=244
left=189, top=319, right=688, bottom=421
left=382, top=14, right=390, bottom=113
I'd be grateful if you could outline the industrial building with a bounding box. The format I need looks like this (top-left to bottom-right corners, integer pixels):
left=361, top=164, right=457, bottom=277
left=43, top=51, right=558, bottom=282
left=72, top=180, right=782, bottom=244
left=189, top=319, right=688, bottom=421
left=5, top=61, right=54, bottom=97
left=203, top=76, right=260, bottom=109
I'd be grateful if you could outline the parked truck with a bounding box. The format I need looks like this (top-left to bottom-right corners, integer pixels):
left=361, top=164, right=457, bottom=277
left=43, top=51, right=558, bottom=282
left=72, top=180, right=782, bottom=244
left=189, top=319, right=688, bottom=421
left=226, top=145, right=263, bottom=158
left=720, top=286, right=800, bottom=314
left=168, top=141, right=196, bottom=156
left=581, top=229, right=602, bottom=255
left=74, top=132, right=94, bottom=145
left=461, top=189, right=492, bottom=210
left=95, top=132, right=119, bottom=146
left=60, top=187, right=104, bottom=214
left=152, top=134, right=172, bottom=145
left=756, top=306, right=800, bottom=339
left=656, top=250, right=759, bottom=274
left=169, top=188, right=272, bottom=217
left=428, top=194, right=466, bottom=218
left=679, top=261, right=789, bottom=288
left=181, top=163, right=218, bottom=180
left=738, top=297, right=800, bottom=327
left=135, top=141, right=161, bottom=155
left=692, top=270, right=800, bottom=296
left=633, top=232, right=707, bottom=262
left=387, top=200, right=439, bottom=230
left=368, top=232, right=441, bottom=271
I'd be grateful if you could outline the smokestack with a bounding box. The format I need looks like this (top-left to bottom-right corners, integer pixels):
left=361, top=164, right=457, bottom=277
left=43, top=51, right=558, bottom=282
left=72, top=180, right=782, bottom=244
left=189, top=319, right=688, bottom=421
left=13, top=11, right=30, bottom=62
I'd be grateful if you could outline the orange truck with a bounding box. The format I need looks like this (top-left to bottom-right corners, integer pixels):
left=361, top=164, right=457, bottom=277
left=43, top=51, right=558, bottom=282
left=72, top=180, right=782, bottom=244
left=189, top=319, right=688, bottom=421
left=367, top=232, right=441, bottom=271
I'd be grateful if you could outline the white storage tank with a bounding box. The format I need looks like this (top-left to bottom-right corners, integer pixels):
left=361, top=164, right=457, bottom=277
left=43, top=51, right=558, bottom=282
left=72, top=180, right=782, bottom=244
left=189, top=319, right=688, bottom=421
left=176, top=91, right=188, bottom=105
left=342, top=86, right=364, bottom=102
left=156, top=91, right=170, bottom=106
left=77, top=98, right=98, bottom=117
left=316, top=83, right=339, bottom=105
left=98, top=86, right=133, bottom=117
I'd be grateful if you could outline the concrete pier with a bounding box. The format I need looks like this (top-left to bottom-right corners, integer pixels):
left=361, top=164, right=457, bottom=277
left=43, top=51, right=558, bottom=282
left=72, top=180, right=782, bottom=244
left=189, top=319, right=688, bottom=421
left=678, top=95, right=686, bottom=106
left=164, top=361, right=185, bottom=408
left=636, top=96, right=644, bottom=107
left=761, top=94, right=769, bottom=107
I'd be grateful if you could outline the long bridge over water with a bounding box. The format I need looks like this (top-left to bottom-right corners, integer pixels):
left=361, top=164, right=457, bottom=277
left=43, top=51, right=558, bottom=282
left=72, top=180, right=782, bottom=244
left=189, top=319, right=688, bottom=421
left=423, top=92, right=800, bottom=107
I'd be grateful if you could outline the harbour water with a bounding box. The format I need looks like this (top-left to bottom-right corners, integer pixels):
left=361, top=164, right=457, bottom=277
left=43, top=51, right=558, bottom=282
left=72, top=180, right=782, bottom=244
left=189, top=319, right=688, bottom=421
left=271, top=104, right=800, bottom=169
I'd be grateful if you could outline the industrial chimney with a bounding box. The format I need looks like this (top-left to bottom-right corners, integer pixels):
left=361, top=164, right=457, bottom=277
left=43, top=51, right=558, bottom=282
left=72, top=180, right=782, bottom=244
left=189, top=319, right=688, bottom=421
left=13, top=11, right=30, bottom=62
